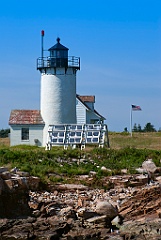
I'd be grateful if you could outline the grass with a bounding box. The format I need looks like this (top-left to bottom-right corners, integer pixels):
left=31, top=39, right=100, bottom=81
left=0, top=137, right=9, bottom=147
left=0, top=133, right=160, bottom=187
left=108, top=132, right=161, bottom=150
left=1, top=132, right=161, bottom=150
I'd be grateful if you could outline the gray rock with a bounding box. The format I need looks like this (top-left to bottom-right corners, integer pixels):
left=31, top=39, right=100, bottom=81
left=120, top=218, right=161, bottom=239
left=111, top=215, right=122, bottom=228
left=89, top=171, right=97, bottom=177
left=135, top=167, right=146, bottom=174
left=82, top=210, right=98, bottom=220
left=142, top=159, right=157, bottom=173
left=0, top=171, right=11, bottom=180
left=95, top=200, right=118, bottom=219
left=85, top=215, right=110, bottom=228
left=0, top=167, right=8, bottom=173
left=17, top=171, right=30, bottom=177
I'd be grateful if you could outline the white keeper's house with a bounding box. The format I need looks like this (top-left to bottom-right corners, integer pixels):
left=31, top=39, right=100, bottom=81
left=9, top=33, right=107, bottom=147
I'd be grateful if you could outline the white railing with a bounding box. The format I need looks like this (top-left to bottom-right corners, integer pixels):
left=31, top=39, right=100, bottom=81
left=45, top=124, right=109, bottom=150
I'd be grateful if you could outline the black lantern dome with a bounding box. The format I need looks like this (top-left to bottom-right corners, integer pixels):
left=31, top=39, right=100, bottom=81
left=48, top=38, right=69, bottom=67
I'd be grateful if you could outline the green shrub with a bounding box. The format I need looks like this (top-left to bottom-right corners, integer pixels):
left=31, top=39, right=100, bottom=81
left=0, top=146, right=161, bottom=186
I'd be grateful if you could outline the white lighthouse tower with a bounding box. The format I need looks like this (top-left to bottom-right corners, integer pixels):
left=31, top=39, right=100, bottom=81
left=37, top=31, right=80, bottom=146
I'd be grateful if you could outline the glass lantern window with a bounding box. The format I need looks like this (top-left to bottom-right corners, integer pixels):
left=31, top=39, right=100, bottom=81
left=50, top=50, right=68, bottom=58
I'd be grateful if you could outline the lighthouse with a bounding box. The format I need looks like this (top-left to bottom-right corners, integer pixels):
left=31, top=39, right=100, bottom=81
left=37, top=31, right=80, bottom=146
left=8, top=31, right=108, bottom=148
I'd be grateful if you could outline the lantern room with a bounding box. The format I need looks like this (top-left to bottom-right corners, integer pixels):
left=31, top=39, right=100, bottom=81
left=48, top=37, right=69, bottom=68
left=37, top=36, right=80, bottom=70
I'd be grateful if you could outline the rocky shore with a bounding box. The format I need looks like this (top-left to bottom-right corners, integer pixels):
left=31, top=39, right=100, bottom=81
left=1, top=159, right=161, bottom=239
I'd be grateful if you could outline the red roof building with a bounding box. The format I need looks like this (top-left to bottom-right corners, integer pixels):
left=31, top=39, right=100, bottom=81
left=9, top=110, right=44, bottom=125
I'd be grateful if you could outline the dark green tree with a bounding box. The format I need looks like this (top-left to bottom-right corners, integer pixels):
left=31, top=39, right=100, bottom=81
left=137, top=124, right=142, bottom=132
left=132, top=123, right=138, bottom=132
left=143, top=122, right=156, bottom=132
left=0, top=128, right=10, bottom=138
left=124, top=127, right=128, bottom=132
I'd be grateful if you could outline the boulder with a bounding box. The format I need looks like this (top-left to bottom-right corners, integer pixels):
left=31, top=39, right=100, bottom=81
left=111, top=215, right=123, bottom=228
left=27, top=176, right=40, bottom=190
left=82, top=210, right=98, bottom=220
left=89, top=171, right=97, bottom=177
left=4, top=179, right=18, bottom=191
left=0, top=167, right=8, bottom=173
left=101, top=166, right=112, bottom=173
left=142, top=159, right=157, bottom=173
left=0, top=171, right=11, bottom=180
left=101, top=166, right=107, bottom=171
left=119, top=185, right=161, bottom=221
left=120, top=218, right=161, bottom=239
left=17, top=171, right=30, bottom=177
left=95, top=200, right=118, bottom=219
left=135, top=174, right=148, bottom=185
left=85, top=215, right=111, bottom=228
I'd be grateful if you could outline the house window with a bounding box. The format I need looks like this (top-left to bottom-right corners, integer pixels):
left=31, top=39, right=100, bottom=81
left=90, top=119, right=99, bottom=124
left=21, top=128, right=29, bottom=140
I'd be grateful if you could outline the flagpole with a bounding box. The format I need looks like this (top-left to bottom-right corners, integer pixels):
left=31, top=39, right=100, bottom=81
left=130, top=105, right=142, bottom=137
left=130, top=106, right=132, bottom=137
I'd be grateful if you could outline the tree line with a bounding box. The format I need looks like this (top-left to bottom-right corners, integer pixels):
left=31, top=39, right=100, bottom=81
left=0, top=128, right=10, bottom=138
left=132, top=122, right=160, bottom=132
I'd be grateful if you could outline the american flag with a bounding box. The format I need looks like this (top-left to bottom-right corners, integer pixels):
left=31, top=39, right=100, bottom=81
left=132, top=105, right=142, bottom=111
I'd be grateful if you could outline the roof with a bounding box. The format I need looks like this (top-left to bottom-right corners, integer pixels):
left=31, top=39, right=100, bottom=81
left=76, top=95, right=106, bottom=120
left=9, top=110, right=45, bottom=125
left=48, top=37, right=69, bottom=51
left=77, top=95, right=95, bottom=103
left=93, top=109, right=106, bottom=120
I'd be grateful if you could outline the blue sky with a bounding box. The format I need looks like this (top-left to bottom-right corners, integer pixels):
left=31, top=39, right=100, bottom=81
left=0, top=0, right=161, bottom=131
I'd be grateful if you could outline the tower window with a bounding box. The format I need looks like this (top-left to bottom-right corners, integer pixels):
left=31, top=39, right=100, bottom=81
left=21, top=128, right=29, bottom=140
